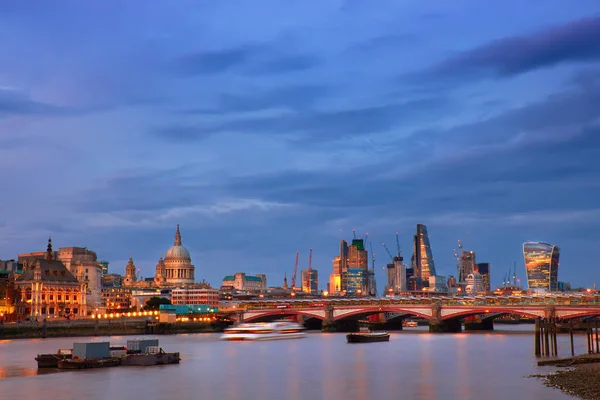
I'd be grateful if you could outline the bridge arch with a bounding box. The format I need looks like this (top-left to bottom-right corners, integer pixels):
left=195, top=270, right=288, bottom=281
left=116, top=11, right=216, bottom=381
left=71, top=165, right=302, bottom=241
left=441, top=308, right=543, bottom=321
left=243, top=309, right=326, bottom=323
left=558, top=310, right=600, bottom=320
left=334, top=307, right=432, bottom=321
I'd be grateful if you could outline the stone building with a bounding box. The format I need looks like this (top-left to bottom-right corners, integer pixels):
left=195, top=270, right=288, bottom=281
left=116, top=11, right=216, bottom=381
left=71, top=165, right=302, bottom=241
left=19, top=246, right=103, bottom=310
left=15, top=238, right=87, bottom=318
left=221, top=272, right=267, bottom=292
left=163, top=225, right=195, bottom=285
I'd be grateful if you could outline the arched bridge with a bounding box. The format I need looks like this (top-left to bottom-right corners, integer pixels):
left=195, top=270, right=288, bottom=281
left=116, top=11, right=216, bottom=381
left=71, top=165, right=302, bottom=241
left=222, top=295, right=600, bottom=331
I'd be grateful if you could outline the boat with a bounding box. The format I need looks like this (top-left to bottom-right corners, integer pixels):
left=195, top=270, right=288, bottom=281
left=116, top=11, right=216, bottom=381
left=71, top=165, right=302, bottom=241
left=58, top=357, right=122, bottom=369
left=57, top=341, right=121, bottom=370
left=220, top=321, right=305, bottom=341
left=121, top=339, right=180, bottom=366
left=346, top=327, right=390, bottom=343
left=122, top=347, right=180, bottom=366
left=35, top=349, right=73, bottom=368
left=403, top=320, right=418, bottom=328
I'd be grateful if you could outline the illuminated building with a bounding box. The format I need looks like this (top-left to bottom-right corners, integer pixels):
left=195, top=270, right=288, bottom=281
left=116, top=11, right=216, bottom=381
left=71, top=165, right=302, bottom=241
left=301, top=269, right=318, bottom=294
left=460, top=251, right=476, bottom=282
left=221, top=272, right=266, bottom=292
left=123, top=255, right=137, bottom=286
left=101, top=287, right=132, bottom=313
left=428, top=275, right=447, bottom=292
left=474, top=263, right=491, bottom=292
left=345, top=268, right=367, bottom=296
left=99, top=261, right=109, bottom=275
left=465, top=273, right=485, bottom=295
left=15, top=238, right=87, bottom=318
left=523, top=241, right=560, bottom=293
left=163, top=225, right=195, bottom=285
left=20, top=245, right=103, bottom=310
left=171, top=286, right=220, bottom=307
left=411, top=224, right=436, bottom=288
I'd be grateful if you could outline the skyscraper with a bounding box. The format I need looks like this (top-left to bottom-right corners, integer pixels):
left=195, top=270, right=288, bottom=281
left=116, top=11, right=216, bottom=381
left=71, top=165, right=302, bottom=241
left=522, top=242, right=560, bottom=293
left=474, top=263, right=491, bottom=292
left=412, top=224, right=436, bottom=288
left=460, top=251, right=476, bottom=282
left=301, top=269, right=318, bottom=294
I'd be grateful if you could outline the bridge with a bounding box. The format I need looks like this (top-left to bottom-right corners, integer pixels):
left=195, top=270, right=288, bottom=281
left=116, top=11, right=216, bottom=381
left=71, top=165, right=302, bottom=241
left=221, top=294, right=600, bottom=332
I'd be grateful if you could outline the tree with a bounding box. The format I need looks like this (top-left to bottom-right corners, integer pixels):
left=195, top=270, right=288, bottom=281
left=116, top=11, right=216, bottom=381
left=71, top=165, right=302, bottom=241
left=144, top=297, right=171, bottom=311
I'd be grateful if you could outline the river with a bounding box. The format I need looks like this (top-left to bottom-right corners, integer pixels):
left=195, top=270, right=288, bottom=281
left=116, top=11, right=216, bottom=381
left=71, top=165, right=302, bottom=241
left=0, top=325, right=580, bottom=400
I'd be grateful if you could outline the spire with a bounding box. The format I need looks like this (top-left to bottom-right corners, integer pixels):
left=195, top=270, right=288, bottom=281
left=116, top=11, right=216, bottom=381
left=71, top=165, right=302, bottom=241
left=46, top=237, right=53, bottom=263
left=283, top=272, right=288, bottom=290
left=174, top=224, right=182, bottom=246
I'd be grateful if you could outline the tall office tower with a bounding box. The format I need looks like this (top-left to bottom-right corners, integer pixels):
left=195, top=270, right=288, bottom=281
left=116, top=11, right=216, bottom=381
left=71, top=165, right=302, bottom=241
left=301, top=269, right=318, bottom=294
left=367, top=268, right=377, bottom=296
left=345, top=239, right=368, bottom=295
left=411, top=224, right=436, bottom=288
left=523, top=242, right=560, bottom=293
left=384, top=256, right=406, bottom=295
left=338, top=240, right=349, bottom=292
left=474, top=263, right=491, bottom=292
left=460, top=251, right=476, bottom=282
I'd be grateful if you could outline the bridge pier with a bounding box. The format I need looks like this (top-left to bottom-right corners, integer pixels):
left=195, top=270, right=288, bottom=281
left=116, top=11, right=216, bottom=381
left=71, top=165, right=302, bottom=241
left=429, top=319, right=462, bottom=333
left=464, top=318, right=494, bottom=331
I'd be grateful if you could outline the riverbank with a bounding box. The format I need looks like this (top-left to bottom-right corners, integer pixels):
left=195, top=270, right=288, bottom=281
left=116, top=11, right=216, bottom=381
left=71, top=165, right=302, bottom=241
left=0, top=320, right=229, bottom=340
left=532, top=354, right=600, bottom=399
left=537, top=364, right=600, bottom=400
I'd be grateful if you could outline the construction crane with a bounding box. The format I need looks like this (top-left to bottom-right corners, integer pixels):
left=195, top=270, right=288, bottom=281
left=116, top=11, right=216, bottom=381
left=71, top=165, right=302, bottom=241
left=291, top=251, right=299, bottom=292
left=381, top=242, right=394, bottom=261
left=369, top=241, right=376, bottom=269
left=352, top=229, right=357, bottom=239
left=395, top=232, right=401, bottom=257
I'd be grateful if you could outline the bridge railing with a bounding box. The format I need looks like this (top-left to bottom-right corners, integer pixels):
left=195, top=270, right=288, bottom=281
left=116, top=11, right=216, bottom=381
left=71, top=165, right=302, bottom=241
left=220, top=294, right=600, bottom=310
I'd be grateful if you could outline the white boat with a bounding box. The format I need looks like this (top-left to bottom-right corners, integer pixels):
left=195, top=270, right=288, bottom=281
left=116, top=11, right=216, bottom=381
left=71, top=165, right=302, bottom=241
left=220, top=321, right=305, bottom=341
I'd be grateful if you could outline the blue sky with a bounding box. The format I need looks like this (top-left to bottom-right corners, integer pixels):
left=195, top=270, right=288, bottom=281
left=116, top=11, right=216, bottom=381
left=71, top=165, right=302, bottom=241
left=1, top=1, right=600, bottom=291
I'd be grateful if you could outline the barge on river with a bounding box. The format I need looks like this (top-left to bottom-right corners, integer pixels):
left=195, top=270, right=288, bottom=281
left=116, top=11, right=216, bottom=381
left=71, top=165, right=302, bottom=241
left=36, top=339, right=180, bottom=369
left=346, top=327, right=390, bottom=343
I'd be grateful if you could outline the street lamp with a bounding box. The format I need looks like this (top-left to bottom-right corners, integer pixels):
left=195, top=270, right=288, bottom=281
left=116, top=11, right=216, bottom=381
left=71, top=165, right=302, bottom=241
left=259, top=294, right=264, bottom=309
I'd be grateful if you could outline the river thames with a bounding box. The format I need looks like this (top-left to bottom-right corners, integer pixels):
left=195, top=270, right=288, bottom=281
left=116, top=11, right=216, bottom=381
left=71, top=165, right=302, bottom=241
left=0, top=325, right=581, bottom=400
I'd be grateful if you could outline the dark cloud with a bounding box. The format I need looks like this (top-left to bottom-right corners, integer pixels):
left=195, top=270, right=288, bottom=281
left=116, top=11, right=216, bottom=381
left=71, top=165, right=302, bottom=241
left=174, top=42, right=321, bottom=77
left=427, top=15, right=600, bottom=79
left=153, top=96, right=448, bottom=144
left=179, top=84, right=332, bottom=115
left=150, top=125, right=214, bottom=143
left=244, top=54, right=321, bottom=75
left=174, top=44, right=266, bottom=76
left=0, top=88, right=66, bottom=117
left=73, top=167, right=214, bottom=213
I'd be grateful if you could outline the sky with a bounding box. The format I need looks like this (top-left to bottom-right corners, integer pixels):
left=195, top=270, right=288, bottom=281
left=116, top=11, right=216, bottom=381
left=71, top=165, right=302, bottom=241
left=1, top=1, right=600, bottom=291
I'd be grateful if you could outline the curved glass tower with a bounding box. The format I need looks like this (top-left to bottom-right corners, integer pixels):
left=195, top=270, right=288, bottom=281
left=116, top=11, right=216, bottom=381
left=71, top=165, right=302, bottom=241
left=522, top=241, right=560, bottom=293
left=412, top=224, right=436, bottom=288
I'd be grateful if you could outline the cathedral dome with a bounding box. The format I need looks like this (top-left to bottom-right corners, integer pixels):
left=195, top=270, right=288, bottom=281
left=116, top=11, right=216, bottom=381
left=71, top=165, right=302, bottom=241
left=165, top=245, right=191, bottom=261
left=164, top=225, right=191, bottom=261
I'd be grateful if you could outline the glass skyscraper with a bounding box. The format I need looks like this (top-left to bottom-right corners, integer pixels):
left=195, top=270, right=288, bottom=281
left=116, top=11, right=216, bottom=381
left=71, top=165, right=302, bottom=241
left=522, top=242, right=560, bottom=293
left=412, top=224, right=436, bottom=288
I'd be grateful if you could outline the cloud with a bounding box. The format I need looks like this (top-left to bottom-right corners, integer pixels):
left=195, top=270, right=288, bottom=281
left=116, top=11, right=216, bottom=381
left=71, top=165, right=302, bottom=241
left=0, top=88, right=67, bottom=117
left=150, top=96, right=448, bottom=144
left=178, top=84, right=332, bottom=115
left=175, top=44, right=266, bottom=76
left=75, top=199, right=294, bottom=229
left=426, top=15, right=600, bottom=79
left=244, top=54, right=321, bottom=75
left=174, top=42, right=321, bottom=77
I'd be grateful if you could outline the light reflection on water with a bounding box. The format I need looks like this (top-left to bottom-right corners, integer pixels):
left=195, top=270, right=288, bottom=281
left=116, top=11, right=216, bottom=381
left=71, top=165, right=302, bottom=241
left=0, top=326, right=576, bottom=400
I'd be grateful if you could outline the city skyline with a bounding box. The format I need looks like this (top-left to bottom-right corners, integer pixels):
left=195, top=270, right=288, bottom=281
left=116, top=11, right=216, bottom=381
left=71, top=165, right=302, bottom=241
left=1, top=2, right=600, bottom=289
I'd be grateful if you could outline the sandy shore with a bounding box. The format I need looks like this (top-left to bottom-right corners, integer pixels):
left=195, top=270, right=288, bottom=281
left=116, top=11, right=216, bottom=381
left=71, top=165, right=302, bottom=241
left=535, top=364, right=600, bottom=400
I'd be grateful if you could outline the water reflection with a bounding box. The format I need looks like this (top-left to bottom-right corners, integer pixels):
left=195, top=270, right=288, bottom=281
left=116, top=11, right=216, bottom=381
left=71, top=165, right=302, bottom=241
left=0, top=328, right=574, bottom=400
